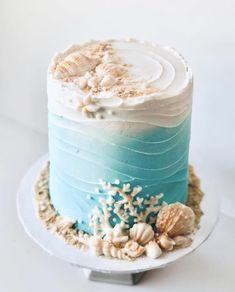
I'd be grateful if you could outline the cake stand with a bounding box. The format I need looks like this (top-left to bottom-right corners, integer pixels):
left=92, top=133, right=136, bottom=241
left=17, top=155, right=219, bottom=285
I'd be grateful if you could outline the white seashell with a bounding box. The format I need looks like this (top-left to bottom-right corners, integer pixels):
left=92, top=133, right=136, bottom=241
left=54, top=53, right=99, bottom=79
left=124, top=240, right=145, bottom=258
left=96, top=63, right=127, bottom=77
left=173, top=235, right=192, bottom=248
left=100, top=75, right=117, bottom=87
left=158, top=234, right=175, bottom=251
left=102, top=242, right=128, bottom=260
left=145, top=240, right=162, bottom=259
left=129, top=223, right=154, bottom=245
left=89, top=236, right=103, bottom=256
left=156, top=203, right=195, bottom=237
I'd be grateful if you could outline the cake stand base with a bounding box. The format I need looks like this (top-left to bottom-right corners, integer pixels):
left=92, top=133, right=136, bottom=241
left=83, top=269, right=145, bottom=285
left=17, top=155, right=219, bottom=285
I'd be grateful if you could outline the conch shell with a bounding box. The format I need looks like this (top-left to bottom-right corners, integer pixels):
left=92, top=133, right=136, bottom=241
left=129, top=223, right=154, bottom=245
left=124, top=240, right=145, bottom=258
left=54, top=52, right=99, bottom=79
left=89, top=237, right=129, bottom=259
left=157, top=234, right=175, bottom=251
left=156, top=203, right=195, bottom=237
left=145, top=240, right=162, bottom=259
left=102, top=241, right=129, bottom=260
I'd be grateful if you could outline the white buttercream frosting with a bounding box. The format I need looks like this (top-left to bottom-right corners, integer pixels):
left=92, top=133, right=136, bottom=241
left=48, top=39, right=193, bottom=128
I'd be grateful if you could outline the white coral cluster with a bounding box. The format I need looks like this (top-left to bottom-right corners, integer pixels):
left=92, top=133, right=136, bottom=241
left=87, top=181, right=195, bottom=260
left=89, top=181, right=163, bottom=236
left=36, top=164, right=198, bottom=261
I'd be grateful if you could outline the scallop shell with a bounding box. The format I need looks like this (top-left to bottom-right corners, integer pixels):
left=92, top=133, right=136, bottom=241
left=124, top=240, right=145, bottom=258
left=54, top=53, right=99, bottom=79
left=129, top=223, right=154, bottom=245
left=96, top=63, right=127, bottom=77
left=145, top=240, right=162, bottom=259
left=156, top=203, right=195, bottom=237
left=100, top=75, right=117, bottom=87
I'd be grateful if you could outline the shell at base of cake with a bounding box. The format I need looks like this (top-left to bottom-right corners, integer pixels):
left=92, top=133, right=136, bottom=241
left=35, top=163, right=203, bottom=261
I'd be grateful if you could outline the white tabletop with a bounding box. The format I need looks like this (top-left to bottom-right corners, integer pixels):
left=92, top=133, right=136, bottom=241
left=0, top=115, right=235, bottom=292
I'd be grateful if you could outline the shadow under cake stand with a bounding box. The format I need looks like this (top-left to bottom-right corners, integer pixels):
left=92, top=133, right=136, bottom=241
left=17, top=155, right=219, bottom=285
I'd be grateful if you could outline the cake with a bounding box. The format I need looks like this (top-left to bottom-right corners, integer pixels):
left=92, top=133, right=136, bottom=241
left=36, top=39, right=203, bottom=260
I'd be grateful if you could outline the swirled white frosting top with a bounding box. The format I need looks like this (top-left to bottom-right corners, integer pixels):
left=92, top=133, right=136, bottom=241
left=48, top=39, right=193, bottom=127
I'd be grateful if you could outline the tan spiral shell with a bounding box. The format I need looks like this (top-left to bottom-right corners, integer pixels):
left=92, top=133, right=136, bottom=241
left=156, top=203, right=195, bottom=237
left=102, top=241, right=129, bottom=260
left=129, top=223, right=154, bottom=245
left=54, top=53, right=99, bottom=79
left=124, top=240, right=145, bottom=258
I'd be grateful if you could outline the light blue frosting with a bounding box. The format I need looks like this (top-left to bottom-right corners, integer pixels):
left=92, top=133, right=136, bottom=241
left=48, top=110, right=191, bottom=234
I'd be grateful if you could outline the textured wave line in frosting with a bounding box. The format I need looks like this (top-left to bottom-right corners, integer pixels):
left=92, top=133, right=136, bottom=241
left=49, top=118, right=190, bottom=156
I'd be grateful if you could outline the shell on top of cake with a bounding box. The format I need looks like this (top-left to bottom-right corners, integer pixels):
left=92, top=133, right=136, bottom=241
left=48, top=39, right=192, bottom=127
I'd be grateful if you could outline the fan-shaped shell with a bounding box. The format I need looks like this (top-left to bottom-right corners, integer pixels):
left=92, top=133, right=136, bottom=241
left=156, top=203, right=195, bottom=237
left=54, top=53, right=99, bottom=79
left=95, top=63, right=127, bottom=77
left=129, top=223, right=154, bottom=245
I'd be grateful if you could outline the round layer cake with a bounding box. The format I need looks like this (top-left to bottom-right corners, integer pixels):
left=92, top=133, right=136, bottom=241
left=47, top=39, right=193, bottom=235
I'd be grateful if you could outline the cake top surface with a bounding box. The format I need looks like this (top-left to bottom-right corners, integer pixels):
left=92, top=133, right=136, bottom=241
left=50, top=39, right=192, bottom=99
left=48, top=39, right=193, bottom=127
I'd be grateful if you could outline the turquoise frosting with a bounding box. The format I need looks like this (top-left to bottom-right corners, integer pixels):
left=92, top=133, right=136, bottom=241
left=48, top=110, right=191, bottom=234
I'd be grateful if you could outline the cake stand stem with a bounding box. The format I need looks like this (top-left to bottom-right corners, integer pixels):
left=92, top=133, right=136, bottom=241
left=83, top=269, right=145, bottom=285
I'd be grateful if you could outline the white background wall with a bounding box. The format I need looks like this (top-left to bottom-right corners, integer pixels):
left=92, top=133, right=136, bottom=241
left=1, top=0, right=235, bottom=167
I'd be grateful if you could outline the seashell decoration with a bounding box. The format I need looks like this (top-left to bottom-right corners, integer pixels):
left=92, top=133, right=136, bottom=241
left=156, top=203, right=195, bottom=238
left=102, top=241, right=129, bottom=260
left=129, top=222, right=154, bottom=245
left=54, top=53, right=99, bottom=80
left=124, top=240, right=145, bottom=258
left=173, top=235, right=192, bottom=248
left=100, top=74, right=117, bottom=87
left=95, top=63, right=127, bottom=78
left=145, top=240, right=162, bottom=259
left=157, top=233, right=175, bottom=251
left=112, top=223, right=126, bottom=238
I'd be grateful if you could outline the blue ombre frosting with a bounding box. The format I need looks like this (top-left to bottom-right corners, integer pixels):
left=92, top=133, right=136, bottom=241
left=48, top=110, right=191, bottom=233
left=47, top=39, right=193, bottom=234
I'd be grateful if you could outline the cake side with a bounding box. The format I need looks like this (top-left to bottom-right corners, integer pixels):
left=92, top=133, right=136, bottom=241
left=47, top=39, right=193, bottom=234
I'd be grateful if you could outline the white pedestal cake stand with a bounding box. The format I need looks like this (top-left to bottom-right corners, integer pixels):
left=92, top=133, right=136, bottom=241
left=17, top=155, right=219, bottom=285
